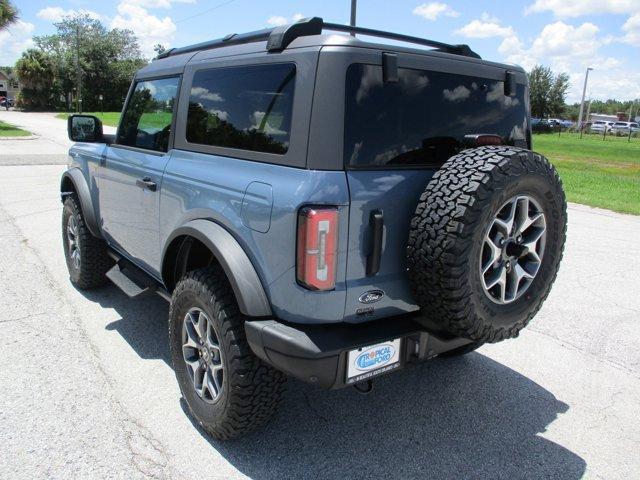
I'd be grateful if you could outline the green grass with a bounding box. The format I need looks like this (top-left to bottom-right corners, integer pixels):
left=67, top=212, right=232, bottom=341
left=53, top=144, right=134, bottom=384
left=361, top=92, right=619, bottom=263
left=0, top=120, right=31, bottom=137
left=533, top=132, right=640, bottom=215
left=56, top=111, right=121, bottom=127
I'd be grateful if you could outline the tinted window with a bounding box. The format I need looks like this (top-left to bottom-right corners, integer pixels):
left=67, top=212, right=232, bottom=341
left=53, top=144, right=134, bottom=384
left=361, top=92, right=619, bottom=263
left=345, top=64, right=528, bottom=168
left=186, top=63, right=295, bottom=154
left=117, top=77, right=180, bottom=152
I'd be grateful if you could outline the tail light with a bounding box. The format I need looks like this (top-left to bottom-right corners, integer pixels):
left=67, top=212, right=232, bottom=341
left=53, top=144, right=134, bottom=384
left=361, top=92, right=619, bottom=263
left=296, top=207, right=339, bottom=291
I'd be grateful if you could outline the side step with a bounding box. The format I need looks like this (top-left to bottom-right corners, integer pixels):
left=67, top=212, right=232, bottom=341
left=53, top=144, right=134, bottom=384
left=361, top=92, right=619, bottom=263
left=106, top=260, right=157, bottom=299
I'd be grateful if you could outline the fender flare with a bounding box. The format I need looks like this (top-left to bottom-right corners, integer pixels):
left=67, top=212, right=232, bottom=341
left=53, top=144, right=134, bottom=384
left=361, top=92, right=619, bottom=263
left=60, top=168, right=101, bottom=238
left=162, top=219, right=272, bottom=318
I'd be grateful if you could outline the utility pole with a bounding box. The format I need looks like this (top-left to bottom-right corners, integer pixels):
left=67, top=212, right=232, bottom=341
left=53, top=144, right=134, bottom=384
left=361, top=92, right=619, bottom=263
left=577, top=67, right=593, bottom=138
left=350, top=0, right=357, bottom=36
left=75, top=24, right=82, bottom=114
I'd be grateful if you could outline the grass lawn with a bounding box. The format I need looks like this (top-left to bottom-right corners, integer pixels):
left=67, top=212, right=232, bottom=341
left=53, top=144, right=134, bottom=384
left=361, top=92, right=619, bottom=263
left=0, top=120, right=31, bottom=137
left=56, top=111, right=121, bottom=127
left=533, top=132, right=640, bottom=215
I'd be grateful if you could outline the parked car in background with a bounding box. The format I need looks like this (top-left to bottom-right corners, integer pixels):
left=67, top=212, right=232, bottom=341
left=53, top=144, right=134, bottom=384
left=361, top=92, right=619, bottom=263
left=610, top=121, right=639, bottom=136
left=590, top=121, right=614, bottom=134
left=532, top=118, right=553, bottom=133
left=0, top=96, right=13, bottom=109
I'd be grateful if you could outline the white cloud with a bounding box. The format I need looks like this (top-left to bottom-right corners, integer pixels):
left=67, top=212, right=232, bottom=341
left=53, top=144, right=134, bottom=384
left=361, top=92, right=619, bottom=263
left=267, top=14, right=305, bottom=27
left=621, top=13, right=640, bottom=46
left=443, top=85, right=471, bottom=102
left=37, top=7, right=102, bottom=22
left=495, top=20, right=640, bottom=101
left=0, top=21, right=35, bottom=66
left=111, top=2, right=176, bottom=57
left=525, top=0, right=640, bottom=18
left=413, top=2, right=459, bottom=21
left=125, top=0, right=195, bottom=9
left=455, top=14, right=515, bottom=38
left=191, top=87, right=223, bottom=102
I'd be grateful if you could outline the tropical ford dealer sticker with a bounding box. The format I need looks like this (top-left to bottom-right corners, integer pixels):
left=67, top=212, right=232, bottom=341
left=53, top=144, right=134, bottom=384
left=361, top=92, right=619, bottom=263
left=346, top=338, right=401, bottom=384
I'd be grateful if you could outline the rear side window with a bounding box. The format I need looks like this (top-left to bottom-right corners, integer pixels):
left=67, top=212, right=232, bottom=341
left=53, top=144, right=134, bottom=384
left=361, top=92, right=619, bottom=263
left=345, top=64, right=528, bottom=168
left=186, top=63, right=296, bottom=154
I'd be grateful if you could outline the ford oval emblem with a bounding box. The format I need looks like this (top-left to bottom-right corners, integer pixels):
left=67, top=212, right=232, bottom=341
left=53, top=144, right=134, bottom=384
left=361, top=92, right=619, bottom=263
left=358, top=290, right=384, bottom=304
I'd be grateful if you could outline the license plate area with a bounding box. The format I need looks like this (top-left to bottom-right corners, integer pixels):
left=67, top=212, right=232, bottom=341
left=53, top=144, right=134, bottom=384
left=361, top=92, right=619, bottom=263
left=346, top=338, right=401, bottom=384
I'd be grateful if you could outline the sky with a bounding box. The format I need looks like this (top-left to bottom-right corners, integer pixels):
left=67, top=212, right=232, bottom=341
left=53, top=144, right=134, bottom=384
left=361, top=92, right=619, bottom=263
left=2, top=0, right=639, bottom=103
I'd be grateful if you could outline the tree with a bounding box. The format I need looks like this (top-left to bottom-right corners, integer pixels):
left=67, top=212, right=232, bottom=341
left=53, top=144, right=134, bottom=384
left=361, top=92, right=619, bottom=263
left=15, top=49, right=59, bottom=110
left=0, top=0, right=18, bottom=30
left=153, top=44, right=167, bottom=56
left=15, top=13, right=147, bottom=111
left=527, top=65, right=570, bottom=118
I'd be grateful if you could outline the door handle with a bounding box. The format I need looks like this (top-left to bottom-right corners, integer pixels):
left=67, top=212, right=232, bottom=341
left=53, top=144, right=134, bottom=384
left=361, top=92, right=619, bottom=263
left=366, top=210, right=384, bottom=276
left=136, top=177, right=157, bottom=192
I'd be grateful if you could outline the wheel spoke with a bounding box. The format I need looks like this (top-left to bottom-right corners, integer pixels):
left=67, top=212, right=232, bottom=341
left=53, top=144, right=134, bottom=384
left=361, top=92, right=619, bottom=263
left=481, top=237, right=502, bottom=274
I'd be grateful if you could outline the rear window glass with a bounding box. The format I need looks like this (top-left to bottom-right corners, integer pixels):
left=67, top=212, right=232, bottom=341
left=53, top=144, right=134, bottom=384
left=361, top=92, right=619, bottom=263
left=345, top=64, right=528, bottom=168
left=186, top=63, right=296, bottom=154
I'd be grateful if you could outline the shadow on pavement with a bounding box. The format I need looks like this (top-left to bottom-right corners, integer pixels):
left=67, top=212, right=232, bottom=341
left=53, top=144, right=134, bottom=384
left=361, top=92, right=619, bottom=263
left=85, top=285, right=586, bottom=479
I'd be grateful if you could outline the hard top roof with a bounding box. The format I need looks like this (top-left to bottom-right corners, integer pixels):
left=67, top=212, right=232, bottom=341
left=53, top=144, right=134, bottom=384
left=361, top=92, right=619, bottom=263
left=137, top=17, right=524, bottom=79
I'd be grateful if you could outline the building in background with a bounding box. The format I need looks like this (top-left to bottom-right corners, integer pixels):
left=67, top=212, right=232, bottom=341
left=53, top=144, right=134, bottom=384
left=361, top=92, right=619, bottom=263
left=0, top=70, right=21, bottom=103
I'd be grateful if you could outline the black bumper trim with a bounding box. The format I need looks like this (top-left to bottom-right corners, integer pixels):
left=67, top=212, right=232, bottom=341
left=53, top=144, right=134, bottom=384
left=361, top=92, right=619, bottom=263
left=245, top=316, right=471, bottom=389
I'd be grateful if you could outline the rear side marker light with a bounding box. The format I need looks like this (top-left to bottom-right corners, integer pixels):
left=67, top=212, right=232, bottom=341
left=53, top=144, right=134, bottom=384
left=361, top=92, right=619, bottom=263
left=296, top=207, right=338, bottom=291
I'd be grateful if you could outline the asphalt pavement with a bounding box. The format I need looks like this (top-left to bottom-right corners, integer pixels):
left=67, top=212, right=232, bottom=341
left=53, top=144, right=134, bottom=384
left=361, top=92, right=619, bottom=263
left=0, top=114, right=639, bottom=479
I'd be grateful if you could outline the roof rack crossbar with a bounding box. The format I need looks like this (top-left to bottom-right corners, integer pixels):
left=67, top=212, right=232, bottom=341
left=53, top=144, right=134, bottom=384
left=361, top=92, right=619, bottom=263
left=322, top=22, right=480, bottom=58
left=156, top=27, right=274, bottom=59
left=156, top=17, right=480, bottom=60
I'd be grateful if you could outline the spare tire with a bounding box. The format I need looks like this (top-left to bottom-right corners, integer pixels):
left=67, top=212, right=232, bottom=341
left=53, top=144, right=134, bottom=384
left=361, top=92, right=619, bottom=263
left=406, top=146, right=566, bottom=343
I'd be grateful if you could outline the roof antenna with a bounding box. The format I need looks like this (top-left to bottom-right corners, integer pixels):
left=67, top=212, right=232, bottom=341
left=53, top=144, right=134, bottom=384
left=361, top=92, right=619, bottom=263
left=350, top=0, right=357, bottom=37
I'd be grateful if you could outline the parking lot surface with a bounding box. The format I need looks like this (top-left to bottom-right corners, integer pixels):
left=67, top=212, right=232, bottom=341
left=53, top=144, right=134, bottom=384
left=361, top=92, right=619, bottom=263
left=0, top=162, right=639, bottom=479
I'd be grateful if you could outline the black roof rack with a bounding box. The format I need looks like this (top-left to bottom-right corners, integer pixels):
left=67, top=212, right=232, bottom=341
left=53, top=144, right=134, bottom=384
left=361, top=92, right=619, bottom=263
left=157, top=17, right=480, bottom=60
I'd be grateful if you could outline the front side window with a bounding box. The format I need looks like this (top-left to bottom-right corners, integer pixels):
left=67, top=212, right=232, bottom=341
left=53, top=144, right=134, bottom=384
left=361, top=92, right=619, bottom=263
left=345, top=64, right=528, bottom=168
left=117, top=76, right=180, bottom=153
left=186, top=63, right=296, bottom=154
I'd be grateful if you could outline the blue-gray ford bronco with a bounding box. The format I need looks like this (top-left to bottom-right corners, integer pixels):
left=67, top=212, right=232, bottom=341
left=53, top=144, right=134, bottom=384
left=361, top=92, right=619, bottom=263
left=61, top=18, right=567, bottom=439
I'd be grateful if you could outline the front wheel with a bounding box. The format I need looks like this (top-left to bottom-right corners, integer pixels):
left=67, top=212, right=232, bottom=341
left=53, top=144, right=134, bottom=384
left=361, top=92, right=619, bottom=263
left=62, top=194, right=112, bottom=289
left=169, top=266, right=286, bottom=440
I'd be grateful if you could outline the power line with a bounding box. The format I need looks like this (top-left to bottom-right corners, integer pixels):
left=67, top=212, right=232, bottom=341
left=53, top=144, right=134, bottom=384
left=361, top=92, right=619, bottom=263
left=175, top=0, right=237, bottom=24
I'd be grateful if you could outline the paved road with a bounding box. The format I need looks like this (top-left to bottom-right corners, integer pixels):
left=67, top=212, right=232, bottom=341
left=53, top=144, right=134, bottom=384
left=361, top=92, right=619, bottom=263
left=0, top=162, right=639, bottom=479
left=0, top=111, right=116, bottom=165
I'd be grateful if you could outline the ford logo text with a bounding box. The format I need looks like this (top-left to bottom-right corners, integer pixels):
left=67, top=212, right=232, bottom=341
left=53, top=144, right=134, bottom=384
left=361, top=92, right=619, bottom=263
left=358, top=290, right=384, bottom=304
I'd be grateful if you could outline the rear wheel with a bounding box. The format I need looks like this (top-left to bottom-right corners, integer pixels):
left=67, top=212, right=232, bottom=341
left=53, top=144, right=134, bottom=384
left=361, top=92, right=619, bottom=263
left=169, top=266, right=286, bottom=440
left=406, top=146, right=567, bottom=343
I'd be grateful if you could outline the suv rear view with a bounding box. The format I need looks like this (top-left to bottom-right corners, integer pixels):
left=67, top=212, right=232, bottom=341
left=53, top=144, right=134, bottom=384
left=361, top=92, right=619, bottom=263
left=62, top=17, right=566, bottom=439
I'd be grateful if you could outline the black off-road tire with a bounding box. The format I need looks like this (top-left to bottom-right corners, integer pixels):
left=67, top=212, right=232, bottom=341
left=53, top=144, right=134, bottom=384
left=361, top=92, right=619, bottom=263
left=169, top=266, right=286, bottom=440
left=406, top=146, right=567, bottom=343
left=62, top=194, right=112, bottom=289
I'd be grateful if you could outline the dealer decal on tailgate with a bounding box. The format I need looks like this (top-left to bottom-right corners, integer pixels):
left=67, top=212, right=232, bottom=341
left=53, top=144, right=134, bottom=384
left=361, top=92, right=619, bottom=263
left=346, top=338, right=401, bottom=384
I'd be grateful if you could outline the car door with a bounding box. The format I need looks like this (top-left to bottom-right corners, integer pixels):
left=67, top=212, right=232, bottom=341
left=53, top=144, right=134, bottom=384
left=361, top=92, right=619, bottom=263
left=99, top=76, right=181, bottom=274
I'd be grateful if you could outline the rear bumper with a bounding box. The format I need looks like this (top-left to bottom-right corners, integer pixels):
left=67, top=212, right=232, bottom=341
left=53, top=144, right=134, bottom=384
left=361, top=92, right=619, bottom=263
left=245, top=315, right=472, bottom=389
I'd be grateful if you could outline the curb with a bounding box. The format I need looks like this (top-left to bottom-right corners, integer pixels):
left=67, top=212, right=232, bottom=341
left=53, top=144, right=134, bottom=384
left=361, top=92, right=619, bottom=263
left=0, top=134, right=40, bottom=141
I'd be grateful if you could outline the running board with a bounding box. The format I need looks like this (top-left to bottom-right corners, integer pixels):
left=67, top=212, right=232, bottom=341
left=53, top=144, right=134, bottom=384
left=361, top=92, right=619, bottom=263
left=105, top=261, right=156, bottom=299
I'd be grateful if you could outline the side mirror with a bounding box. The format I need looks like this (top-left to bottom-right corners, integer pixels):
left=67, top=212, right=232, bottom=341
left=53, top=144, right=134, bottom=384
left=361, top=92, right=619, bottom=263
left=67, top=114, right=103, bottom=142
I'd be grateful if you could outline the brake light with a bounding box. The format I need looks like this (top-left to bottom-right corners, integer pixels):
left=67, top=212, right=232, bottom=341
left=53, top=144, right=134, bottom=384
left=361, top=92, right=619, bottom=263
left=296, top=207, right=339, bottom=290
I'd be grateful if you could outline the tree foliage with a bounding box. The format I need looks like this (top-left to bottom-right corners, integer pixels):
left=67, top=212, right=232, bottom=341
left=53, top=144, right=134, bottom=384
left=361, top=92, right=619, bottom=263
left=15, top=13, right=147, bottom=111
left=527, top=65, right=570, bottom=118
left=0, top=0, right=18, bottom=30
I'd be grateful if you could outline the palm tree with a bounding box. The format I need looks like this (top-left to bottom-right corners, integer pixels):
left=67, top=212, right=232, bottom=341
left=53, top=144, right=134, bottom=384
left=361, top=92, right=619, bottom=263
left=0, top=0, right=18, bottom=30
